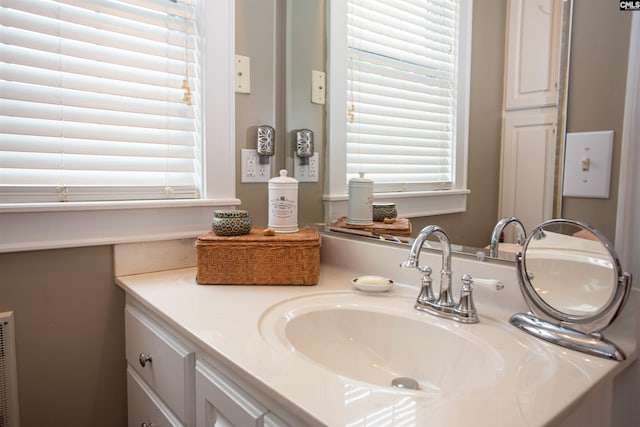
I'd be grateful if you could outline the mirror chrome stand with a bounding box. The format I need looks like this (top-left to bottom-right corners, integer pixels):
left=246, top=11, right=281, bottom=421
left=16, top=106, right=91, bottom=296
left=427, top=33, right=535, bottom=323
left=509, top=312, right=626, bottom=361
left=510, top=219, right=632, bottom=361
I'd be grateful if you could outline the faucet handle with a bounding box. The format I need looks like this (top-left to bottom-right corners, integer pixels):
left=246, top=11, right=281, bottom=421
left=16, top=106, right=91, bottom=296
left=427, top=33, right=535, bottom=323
left=456, top=275, right=504, bottom=321
left=417, top=265, right=432, bottom=274
left=469, top=277, right=504, bottom=291
left=457, top=274, right=478, bottom=323
left=416, top=266, right=434, bottom=303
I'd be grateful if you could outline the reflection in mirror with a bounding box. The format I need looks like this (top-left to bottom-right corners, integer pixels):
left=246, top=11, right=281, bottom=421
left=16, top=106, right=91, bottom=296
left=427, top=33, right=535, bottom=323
left=523, top=222, right=615, bottom=316
left=488, top=216, right=526, bottom=258
left=288, top=1, right=575, bottom=261
left=511, top=219, right=632, bottom=361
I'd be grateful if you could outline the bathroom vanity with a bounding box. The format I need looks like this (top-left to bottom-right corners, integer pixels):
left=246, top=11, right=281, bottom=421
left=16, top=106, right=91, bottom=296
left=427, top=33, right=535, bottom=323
left=115, top=232, right=637, bottom=426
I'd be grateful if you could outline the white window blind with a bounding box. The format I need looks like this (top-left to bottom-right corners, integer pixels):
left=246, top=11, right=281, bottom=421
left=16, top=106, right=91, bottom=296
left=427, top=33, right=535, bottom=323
left=0, top=0, right=202, bottom=202
left=347, top=0, right=459, bottom=192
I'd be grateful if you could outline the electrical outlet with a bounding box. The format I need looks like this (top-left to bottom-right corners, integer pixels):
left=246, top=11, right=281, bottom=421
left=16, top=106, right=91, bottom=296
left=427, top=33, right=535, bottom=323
left=241, top=149, right=271, bottom=182
left=294, top=152, right=320, bottom=182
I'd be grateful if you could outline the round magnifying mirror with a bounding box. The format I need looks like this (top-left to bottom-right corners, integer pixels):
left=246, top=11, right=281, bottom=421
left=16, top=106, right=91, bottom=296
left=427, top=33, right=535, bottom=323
left=510, top=219, right=632, bottom=361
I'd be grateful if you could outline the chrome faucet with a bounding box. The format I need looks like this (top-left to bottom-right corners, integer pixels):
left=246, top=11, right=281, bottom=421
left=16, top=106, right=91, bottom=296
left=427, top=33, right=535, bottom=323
left=402, top=225, right=486, bottom=323
left=489, top=216, right=526, bottom=257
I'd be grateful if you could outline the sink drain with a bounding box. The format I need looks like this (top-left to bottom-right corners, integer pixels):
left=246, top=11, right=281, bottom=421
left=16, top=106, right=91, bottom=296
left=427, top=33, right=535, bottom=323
left=391, top=377, right=420, bottom=390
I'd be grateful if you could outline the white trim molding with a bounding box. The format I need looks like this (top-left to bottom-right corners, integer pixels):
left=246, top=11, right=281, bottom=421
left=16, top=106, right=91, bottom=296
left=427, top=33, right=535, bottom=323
left=0, top=199, right=239, bottom=253
left=324, top=189, right=469, bottom=223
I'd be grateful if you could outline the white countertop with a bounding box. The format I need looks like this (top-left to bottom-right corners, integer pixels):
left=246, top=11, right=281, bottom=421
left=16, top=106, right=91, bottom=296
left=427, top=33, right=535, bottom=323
left=115, top=234, right=636, bottom=426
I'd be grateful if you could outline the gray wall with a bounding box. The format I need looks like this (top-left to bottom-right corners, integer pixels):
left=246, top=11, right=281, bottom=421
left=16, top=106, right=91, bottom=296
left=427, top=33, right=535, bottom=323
left=235, top=0, right=286, bottom=223
left=0, top=246, right=126, bottom=427
left=285, top=0, right=326, bottom=226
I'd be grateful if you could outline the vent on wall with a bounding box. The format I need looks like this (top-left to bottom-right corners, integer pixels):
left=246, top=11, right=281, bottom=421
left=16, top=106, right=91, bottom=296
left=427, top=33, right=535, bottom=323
left=0, top=312, right=19, bottom=427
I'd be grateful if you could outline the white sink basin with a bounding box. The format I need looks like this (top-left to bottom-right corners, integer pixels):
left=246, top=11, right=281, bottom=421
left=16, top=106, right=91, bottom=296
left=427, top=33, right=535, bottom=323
left=259, top=291, right=509, bottom=392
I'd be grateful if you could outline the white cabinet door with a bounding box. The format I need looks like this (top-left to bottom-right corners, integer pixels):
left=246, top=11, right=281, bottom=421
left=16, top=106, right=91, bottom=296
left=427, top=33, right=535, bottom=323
left=195, top=361, right=268, bottom=427
left=504, top=0, right=563, bottom=110
left=499, top=108, right=557, bottom=234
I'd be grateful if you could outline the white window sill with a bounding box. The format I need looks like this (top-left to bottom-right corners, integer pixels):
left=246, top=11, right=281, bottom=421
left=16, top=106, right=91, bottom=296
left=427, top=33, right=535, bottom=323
left=323, top=189, right=469, bottom=224
left=0, top=198, right=240, bottom=253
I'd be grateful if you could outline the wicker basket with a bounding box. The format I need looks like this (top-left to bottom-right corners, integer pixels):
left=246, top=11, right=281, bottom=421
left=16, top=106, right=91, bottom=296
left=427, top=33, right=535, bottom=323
left=195, top=227, right=320, bottom=285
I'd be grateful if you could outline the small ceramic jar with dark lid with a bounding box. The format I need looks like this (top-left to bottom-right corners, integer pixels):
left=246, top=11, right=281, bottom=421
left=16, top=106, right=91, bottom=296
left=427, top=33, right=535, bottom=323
left=211, top=210, right=252, bottom=236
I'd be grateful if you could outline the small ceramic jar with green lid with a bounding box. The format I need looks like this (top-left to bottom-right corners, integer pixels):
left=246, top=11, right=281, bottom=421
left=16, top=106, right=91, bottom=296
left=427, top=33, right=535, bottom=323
left=211, top=210, right=252, bottom=236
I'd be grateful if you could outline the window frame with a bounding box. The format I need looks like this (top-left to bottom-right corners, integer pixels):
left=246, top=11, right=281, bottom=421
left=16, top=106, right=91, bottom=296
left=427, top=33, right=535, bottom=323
left=324, top=0, right=472, bottom=222
left=0, top=0, right=239, bottom=253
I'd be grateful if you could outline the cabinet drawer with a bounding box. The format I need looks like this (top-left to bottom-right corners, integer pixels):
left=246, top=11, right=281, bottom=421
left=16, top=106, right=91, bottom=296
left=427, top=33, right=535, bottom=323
left=127, top=367, right=183, bottom=427
left=125, top=305, right=195, bottom=426
left=195, top=361, right=268, bottom=427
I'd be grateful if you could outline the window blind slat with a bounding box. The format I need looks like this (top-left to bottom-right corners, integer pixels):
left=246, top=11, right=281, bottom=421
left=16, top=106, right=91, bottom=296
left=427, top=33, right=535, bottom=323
left=0, top=134, right=195, bottom=157
left=1, top=6, right=193, bottom=63
left=1, top=81, right=194, bottom=120
left=58, top=0, right=195, bottom=27
left=349, top=114, right=451, bottom=136
left=348, top=99, right=451, bottom=124
left=0, top=116, right=195, bottom=145
left=1, top=99, right=195, bottom=131
left=350, top=68, right=453, bottom=97
left=347, top=0, right=458, bottom=191
left=346, top=134, right=450, bottom=148
left=0, top=185, right=198, bottom=203
left=1, top=152, right=194, bottom=173
left=348, top=35, right=454, bottom=73
left=2, top=63, right=190, bottom=106
left=4, top=0, right=194, bottom=48
left=0, top=168, right=196, bottom=186
left=349, top=1, right=455, bottom=33
left=348, top=119, right=451, bottom=137
left=1, top=26, right=189, bottom=76
left=349, top=84, right=452, bottom=111
left=349, top=51, right=453, bottom=85
left=346, top=145, right=450, bottom=159
left=1, top=45, right=191, bottom=89
left=348, top=14, right=454, bottom=55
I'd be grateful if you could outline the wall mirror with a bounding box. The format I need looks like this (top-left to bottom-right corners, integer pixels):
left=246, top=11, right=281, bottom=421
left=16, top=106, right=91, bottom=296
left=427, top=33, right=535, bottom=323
left=510, top=219, right=632, bottom=361
left=285, top=0, right=576, bottom=262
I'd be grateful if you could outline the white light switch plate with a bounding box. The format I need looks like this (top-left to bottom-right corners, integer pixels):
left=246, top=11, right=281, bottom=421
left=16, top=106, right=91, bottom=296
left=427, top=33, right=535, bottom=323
left=562, top=130, right=613, bottom=198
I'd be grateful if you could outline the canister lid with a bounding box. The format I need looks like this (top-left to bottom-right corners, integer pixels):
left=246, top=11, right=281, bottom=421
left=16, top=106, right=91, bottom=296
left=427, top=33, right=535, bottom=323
left=269, top=169, right=298, bottom=184
left=213, top=209, right=250, bottom=218
left=349, top=171, right=373, bottom=184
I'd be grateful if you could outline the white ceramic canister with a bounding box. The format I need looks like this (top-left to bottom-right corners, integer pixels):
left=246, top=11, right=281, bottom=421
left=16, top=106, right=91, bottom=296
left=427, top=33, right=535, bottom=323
left=268, top=169, right=299, bottom=233
left=347, top=172, right=374, bottom=226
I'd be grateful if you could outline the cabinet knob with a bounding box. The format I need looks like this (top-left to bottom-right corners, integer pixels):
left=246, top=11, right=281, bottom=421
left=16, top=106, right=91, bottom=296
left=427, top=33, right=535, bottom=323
left=141, top=423, right=153, bottom=427
left=138, top=353, right=152, bottom=368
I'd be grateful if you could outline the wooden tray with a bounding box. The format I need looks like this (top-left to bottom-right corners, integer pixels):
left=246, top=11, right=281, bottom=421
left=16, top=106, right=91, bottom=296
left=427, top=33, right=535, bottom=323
left=330, top=216, right=412, bottom=237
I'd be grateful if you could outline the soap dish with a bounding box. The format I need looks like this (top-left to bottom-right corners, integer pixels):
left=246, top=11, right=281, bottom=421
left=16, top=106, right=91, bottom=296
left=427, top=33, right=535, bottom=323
left=352, top=275, right=394, bottom=292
